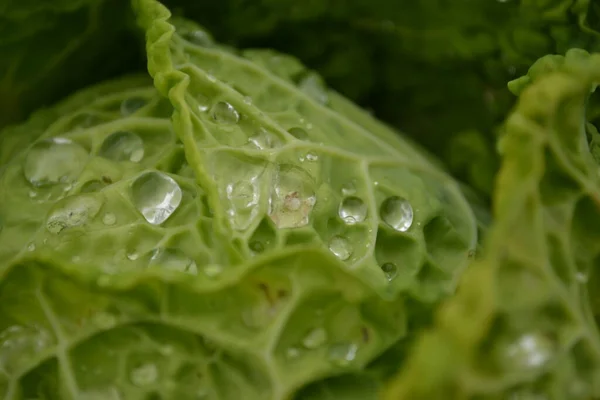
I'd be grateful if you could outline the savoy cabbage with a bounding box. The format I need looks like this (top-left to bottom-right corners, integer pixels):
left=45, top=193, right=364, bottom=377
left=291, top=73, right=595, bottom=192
left=0, top=0, right=599, bottom=399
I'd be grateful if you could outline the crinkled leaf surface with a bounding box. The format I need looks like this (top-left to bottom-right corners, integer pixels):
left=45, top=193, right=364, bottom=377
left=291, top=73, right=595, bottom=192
left=0, top=0, right=477, bottom=398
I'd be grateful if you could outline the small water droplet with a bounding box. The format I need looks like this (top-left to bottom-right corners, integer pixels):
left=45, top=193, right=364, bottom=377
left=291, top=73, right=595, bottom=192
left=328, top=342, right=358, bottom=366
left=24, top=138, right=88, bottom=188
left=211, top=101, right=239, bottom=124
left=102, top=213, right=116, bottom=226
left=127, top=252, right=139, bottom=261
left=226, top=180, right=260, bottom=230
left=29, top=190, right=38, bottom=198
left=130, top=363, right=158, bottom=386
left=196, top=93, right=211, bottom=112
left=304, top=152, right=318, bottom=162
left=286, top=347, right=301, bottom=359
left=575, top=271, right=588, bottom=283
left=99, top=131, right=145, bottom=163
left=302, top=327, right=328, bottom=349
left=381, top=262, right=397, bottom=281
left=248, top=129, right=281, bottom=150
left=288, top=127, right=308, bottom=140
left=328, top=236, right=352, bottom=261
left=380, top=196, right=413, bottom=232
left=181, top=29, right=213, bottom=46
left=206, top=74, right=217, bottom=83
left=338, top=197, right=367, bottom=225
left=269, top=165, right=316, bottom=229
left=27, top=243, right=36, bottom=252
left=203, top=264, right=223, bottom=278
left=341, top=181, right=357, bottom=196
left=131, top=171, right=182, bottom=225
left=249, top=240, right=265, bottom=253
left=46, top=194, right=104, bottom=234
left=298, top=72, right=329, bottom=105
left=120, top=97, right=147, bottom=116
left=91, top=311, right=118, bottom=329
left=243, top=96, right=253, bottom=105
left=501, top=332, right=554, bottom=371
left=149, top=248, right=197, bottom=274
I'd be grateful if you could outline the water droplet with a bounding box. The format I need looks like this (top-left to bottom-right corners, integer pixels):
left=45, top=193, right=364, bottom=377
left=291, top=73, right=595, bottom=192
left=46, top=194, right=104, bottom=234
left=80, top=180, right=107, bottom=193
left=249, top=240, right=265, bottom=253
left=501, top=333, right=554, bottom=371
left=131, top=171, right=182, bottom=225
left=24, top=138, right=88, bottom=188
left=341, top=181, right=357, bottom=196
left=91, top=311, right=118, bottom=330
left=269, top=165, right=316, bottom=229
left=380, top=196, right=413, bottom=232
left=99, top=131, right=145, bottom=163
left=298, top=72, right=329, bottom=105
left=127, top=252, right=139, bottom=261
left=328, top=236, right=352, bottom=261
left=302, top=327, right=328, bottom=349
left=196, top=94, right=211, bottom=112
left=328, top=342, right=358, bottom=367
left=226, top=180, right=260, bottom=230
left=149, top=248, right=197, bottom=274
left=286, top=347, right=301, bottom=359
left=0, top=325, right=52, bottom=374
left=27, top=243, right=35, bottom=252
left=381, top=262, right=397, bottom=281
left=338, top=197, right=367, bottom=225
left=288, top=127, right=308, bottom=140
left=248, top=129, right=281, bottom=150
left=102, top=213, right=116, bottom=226
left=120, top=97, right=147, bottom=116
left=206, top=74, right=217, bottom=83
left=576, top=271, right=588, bottom=283
left=304, top=152, right=318, bottom=162
left=203, top=264, right=223, bottom=278
left=243, top=96, right=253, bottom=105
left=130, top=363, right=158, bottom=386
left=181, top=29, right=213, bottom=46
left=211, top=101, right=239, bottom=124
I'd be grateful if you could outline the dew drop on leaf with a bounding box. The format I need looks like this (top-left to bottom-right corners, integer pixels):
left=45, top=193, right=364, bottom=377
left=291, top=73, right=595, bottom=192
left=298, top=72, right=329, bottom=105
left=380, top=196, right=413, bottom=232
left=99, top=131, right=145, bottom=163
left=226, top=180, right=260, bottom=230
left=0, top=325, right=53, bottom=375
left=102, top=213, right=117, bottom=226
left=328, top=342, right=358, bottom=367
left=120, top=97, right=147, bottom=116
left=211, top=101, right=239, bottom=124
left=46, top=194, right=104, bottom=234
left=341, top=181, right=357, bottom=196
left=249, top=240, right=265, bottom=254
left=149, top=248, right=197, bottom=274
left=286, top=347, right=301, bottom=359
left=381, top=262, right=398, bottom=281
left=80, top=180, right=107, bottom=193
left=328, top=236, right=353, bottom=261
left=339, top=196, right=367, bottom=224
left=181, top=29, right=213, bottom=46
left=302, top=327, right=328, bottom=349
left=131, top=171, right=182, bottom=225
left=500, top=332, right=555, bottom=372
left=269, top=165, right=316, bottom=229
left=288, top=127, right=308, bottom=140
left=129, top=363, right=158, bottom=387
left=27, top=243, right=35, bottom=252
left=202, top=264, right=223, bottom=278
left=24, top=138, right=88, bottom=188
left=248, top=129, right=281, bottom=150
left=196, top=93, right=211, bottom=112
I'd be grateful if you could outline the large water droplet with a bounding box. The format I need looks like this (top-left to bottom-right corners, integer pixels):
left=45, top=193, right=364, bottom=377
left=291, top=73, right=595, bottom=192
left=380, top=196, right=413, bottom=232
left=302, top=328, right=328, bottom=349
left=0, top=325, right=53, bottom=374
left=381, top=262, right=398, bottom=281
left=328, top=236, right=352, bottom=261
left=338, top=197, right=367, bottom=225
left=131, top=172, right=182, bottom=225
left=99, top=131, right=145, bottom=163
left=24, top=138, right=88, bottom=188
left=269, top=165, right=316, bottom=229
left=248, top=129, right=281, bottom=150
left=328, top=342, right=358, bottom=367
left=226, top=180, right=260, bottom=230
left=211, top=101, right=239, bottom=124
left=298, top=72, right=329, bottom=105
left=500, top=333, right=554, bottom=371
left=46, top=194, right=104, bottom=234
left=120, top=97, right=147, bottom=116
left=130, top=363, right=158, bottom=386
left=149, top=248, right=197, bottom=274
left=288, top=127, right=308, bottom=140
